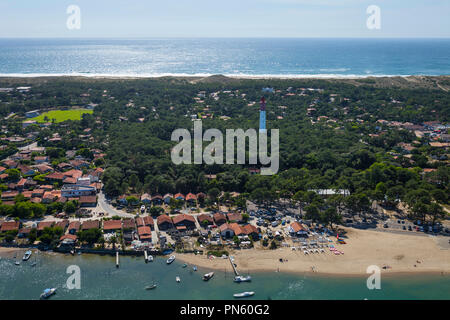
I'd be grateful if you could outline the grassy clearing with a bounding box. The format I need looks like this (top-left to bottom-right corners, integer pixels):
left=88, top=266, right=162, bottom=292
left=30, top=109, right=93, bottom=123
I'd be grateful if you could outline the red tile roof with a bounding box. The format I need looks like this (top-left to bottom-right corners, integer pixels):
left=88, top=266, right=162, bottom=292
left=157, top=215, right=173, bottom=225
left=172, top=213, right=195, bottom=225
left=1, top=221, right=20, bottom=232
left=136, top=216, right=154, bottom=227
left=81, top=220, right=100, bottom=230
left=290, top=221, right=305, bottom=233
left=37, top=221, right=55, bottom=231
left=186, top=193, right=197, bottom=201
left=103, top=220, right=122, bottom=230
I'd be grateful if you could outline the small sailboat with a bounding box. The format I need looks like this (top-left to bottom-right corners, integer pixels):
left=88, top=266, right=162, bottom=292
left=233, top=291, right=255, bottom=298
left=40, top=288, right=56, bottom=299
left=176, top=276, right=181, bottom=283
left=22, top=250, right=32, bottom=261
left=203, top=272, right=214, bottom=281
left=166, top=255, right=176, bottom=264
left=234, top=275, right=252, bottom=283
left=145, top=284, right=157, bottom=290
left=31, top=251, right=37, bottom=267
left=145, top=278, right=157, bottom=290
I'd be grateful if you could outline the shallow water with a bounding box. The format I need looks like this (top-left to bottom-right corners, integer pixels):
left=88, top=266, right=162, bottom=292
left=0, top=252, right=448, bottom=300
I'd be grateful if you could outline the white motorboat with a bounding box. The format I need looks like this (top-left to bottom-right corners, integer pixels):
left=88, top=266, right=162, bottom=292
left=22, top=250, right=32, bottom=261
left=233, top=291, right=255, bottom=298
left=148, top=255, right=154, bottom=262
left=176, top=276, right=181, bottom=283
left=202, top=272, right=214, bottom=281
left=234, top=275, right=252, bottom=283
left=40, top=288, right=56, bottom=299
left=166, top=255, right=176, bottom=264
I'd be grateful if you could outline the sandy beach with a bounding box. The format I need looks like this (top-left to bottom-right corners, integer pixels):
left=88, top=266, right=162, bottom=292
left=177, top=228, right=450, bottom=276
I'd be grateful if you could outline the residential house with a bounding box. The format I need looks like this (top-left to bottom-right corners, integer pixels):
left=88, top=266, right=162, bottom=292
left=213, top=213, right=227, bottom=226
left=79, top=195, right=97, bottom=207
left=197, top=214, right=213, bottom=226
left=172, top=214, right=196, bottom=230
left=227, top=213, right=243, bottom=223
left=103, top=220, right=122, bottom=233
left=60, top=234, right=77, bottom=245
left=68, top=221, right=81, bottom=235
left=137, top=226, right=152, bottom=242
left=81, top=220, right=100, bottom=231
left=140, top=193, right=151, bottom=205
left=185, top=193, right=197, bottom=205
left=174, top=193, right=185, bottom=201
left=37, top=221, right=55, bottom=232
left=136, top=216, right=154, bottom=231
left=0, top=220, right=20, bottom=233
left=151, top=194, right=163, bottom=205
left=289, top=221, right=308, bottom=237
left=157, top=215, right=174, bottom=231
left=163, top=193, right=173, bottom=205
left=219, top=223, right=234, bottom=238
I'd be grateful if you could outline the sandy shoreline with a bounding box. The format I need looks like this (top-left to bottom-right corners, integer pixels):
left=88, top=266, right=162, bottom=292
left=1, top=228, right=448, bottom=277
left=177, top=228, right=450, bottom=277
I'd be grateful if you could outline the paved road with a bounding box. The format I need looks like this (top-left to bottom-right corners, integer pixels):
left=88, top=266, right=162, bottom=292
left=96, top=192, right=135, bottom=218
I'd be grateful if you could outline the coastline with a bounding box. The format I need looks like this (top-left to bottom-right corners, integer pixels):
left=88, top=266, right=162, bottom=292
left=0, top=73, right=449, bottom=79
left=176, top=228, right=450, bottom=277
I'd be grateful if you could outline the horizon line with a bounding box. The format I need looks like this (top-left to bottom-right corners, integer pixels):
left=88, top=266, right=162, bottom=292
left=1, top=36, right=450, bottom=40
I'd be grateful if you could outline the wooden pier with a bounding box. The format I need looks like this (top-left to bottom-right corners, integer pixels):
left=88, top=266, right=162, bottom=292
left=229, top=256, right=239, bottom=276
left=116, top=251, right=119, bottom=268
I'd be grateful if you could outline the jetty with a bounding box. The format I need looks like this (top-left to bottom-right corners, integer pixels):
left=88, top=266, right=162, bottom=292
left=229, top=256, right=239, bottom=276
left=116, top=251, right=119, bottom=268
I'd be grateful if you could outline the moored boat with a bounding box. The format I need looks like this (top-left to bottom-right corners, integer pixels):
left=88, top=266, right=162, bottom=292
left=203, top=272, right=214, bottom=281
left=176, top=276, right=181, bottom=282
left=233, top=291, right=255, bottom=298
left=145, top=284, right=157, bottom=290
left=166, top=255, right=176, bottom=264
left=148, top=255, right=153, bottom=262
left=193, top=266, right=197, bottom=271
left=234, top=275, right=252, bottom=283
left=22, top=250, right=32, bottom=261
left=40, top=288, right=56, bottom=299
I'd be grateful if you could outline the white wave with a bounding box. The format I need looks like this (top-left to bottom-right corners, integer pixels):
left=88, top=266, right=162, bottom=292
left=0, top=72, right=417, bottom=79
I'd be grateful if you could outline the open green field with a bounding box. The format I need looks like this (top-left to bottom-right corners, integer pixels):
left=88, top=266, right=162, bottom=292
left=30, top=109, right=93, bottom=123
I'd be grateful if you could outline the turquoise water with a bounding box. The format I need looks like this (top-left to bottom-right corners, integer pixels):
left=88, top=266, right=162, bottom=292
left=0, top=252, right=449, bottom=300
left=0, top=38, right=449, bottom=77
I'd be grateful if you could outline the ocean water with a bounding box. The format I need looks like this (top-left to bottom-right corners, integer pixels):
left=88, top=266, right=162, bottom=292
left=0, top=38, right=449, bottom=77
left=0, top=252, right=449, bottom=300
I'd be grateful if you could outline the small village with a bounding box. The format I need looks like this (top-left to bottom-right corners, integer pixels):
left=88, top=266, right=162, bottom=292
left=0, top=79, right=448, bottom=266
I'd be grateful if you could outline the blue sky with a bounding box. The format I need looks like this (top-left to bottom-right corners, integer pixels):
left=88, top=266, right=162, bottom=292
left=1, top=0, right=449, bottom=38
